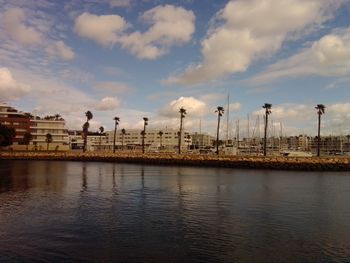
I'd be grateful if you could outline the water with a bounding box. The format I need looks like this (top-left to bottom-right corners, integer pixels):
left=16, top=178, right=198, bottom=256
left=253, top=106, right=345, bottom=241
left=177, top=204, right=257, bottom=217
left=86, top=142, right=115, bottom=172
left=0, top=160, right=350, bottom=262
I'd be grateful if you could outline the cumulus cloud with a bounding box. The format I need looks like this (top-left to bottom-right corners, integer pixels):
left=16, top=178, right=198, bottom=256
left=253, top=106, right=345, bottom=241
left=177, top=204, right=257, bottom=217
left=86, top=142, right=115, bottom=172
left=95, top=97, right=121, bottom=111
left=160, top=96, right=207, bottom=118
left=165, top=0, right=343, bottom=85
left=46, top=41, right=75, bottom=60
left=0, top=67, right=30, bottom=101
left=74, top=5, right=195, bottom=59
left=74, top=12, right=128, bottom=46
left=2, top=8, right=42, bottom=46
left=249, top=27, right=350, bottom=84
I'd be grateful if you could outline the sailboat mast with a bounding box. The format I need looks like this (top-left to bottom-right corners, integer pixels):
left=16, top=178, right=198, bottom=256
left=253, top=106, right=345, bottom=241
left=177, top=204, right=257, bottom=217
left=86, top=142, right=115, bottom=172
left=226, top=94, right=229, bottom=143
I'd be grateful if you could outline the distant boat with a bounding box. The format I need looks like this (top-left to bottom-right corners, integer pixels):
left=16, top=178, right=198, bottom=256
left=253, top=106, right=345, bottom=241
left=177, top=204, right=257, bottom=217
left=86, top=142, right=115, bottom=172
left=281, top=151, right=313, bottom=157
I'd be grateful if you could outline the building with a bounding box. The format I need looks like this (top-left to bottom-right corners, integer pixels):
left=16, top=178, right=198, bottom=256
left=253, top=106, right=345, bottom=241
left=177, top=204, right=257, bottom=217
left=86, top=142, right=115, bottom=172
left=0, top=103, right=31, bottom=144
left=190, top=132, right=215, bottom=148
left=30, top=116, right=69, bottom=150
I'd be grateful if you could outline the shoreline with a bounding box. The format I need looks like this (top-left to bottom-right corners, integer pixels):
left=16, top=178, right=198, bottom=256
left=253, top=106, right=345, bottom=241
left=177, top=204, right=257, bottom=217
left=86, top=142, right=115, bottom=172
left=1, top=151, right=350, bottom=171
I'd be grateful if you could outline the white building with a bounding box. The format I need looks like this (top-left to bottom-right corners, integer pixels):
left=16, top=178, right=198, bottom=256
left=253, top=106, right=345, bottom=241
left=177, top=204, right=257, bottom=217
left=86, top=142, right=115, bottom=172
left=30, top=118, right=69, bottom=151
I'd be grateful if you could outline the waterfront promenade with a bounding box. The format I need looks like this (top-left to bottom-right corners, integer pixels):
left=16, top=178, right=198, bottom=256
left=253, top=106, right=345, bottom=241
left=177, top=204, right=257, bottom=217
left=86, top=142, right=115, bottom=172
left=1, top=151, right=350, bottom=171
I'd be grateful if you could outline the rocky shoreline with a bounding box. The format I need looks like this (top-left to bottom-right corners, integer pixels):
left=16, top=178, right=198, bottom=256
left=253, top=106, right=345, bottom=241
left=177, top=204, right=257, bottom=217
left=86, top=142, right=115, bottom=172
left=1, top=151, right=350, bottom=171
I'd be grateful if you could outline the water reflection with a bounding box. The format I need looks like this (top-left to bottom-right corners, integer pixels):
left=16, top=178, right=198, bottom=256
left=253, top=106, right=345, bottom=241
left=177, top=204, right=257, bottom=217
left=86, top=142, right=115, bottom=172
left=0, top=160, right=350, bottom=262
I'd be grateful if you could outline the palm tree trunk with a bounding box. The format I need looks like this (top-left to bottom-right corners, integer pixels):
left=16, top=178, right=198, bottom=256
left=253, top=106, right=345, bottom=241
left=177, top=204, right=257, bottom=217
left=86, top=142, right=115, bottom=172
left=83, top=133, right=87, bottom=152
left=216, top=114, right=220, bottom=155
left=317, top=113, right=321, bottom=157
left=178, top=117, right=183, bottom=154
left=264, top=113, right=268, bottom=156
left=113, top=122, right=117, bottom=153
left=160, top=136, right=162, bottom=149
left=122, top=135, right=124, bottom=150
left=47, top=142, right=49, bottom=151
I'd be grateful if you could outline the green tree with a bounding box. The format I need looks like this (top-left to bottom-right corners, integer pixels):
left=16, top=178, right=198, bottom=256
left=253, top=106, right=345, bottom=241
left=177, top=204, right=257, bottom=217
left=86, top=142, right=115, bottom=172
left=121, top=128, right=126, bottom=150
left=46, top=133, right=53, bottom=151
left=22, top=132, right=33, bottom=151
left=83, top=111, right=93, bottom=152
left=0, top=124, right=15, bottom=147
left=215, top=106, right=224, bottom=155
left=262, top=103, right=272, bottom=156
left=315, top=104, right=325, bottom=157
left=142, top=117, right=148, bottom=154
left=113, top=117, right=120, bottom=153
left=178, top=107, right=187, bottom=154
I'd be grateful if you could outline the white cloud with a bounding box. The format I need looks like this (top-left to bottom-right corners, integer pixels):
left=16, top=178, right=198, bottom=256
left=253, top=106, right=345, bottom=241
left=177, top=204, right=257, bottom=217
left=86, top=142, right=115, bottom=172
left=95, top=81, right=132, bottom=93
left=160, top=96, right=207, bottom=118
left=95, top=97, right=121, bottom=111
left=74, top=12, right=128, bottom=46
left=165, top=0, right=344, bottom=85
left=0, top=67, right=30, bottom=101
left=74, top=5, right=195, bottom=59
left=109, top=0, right=132, bottom=7
left=46, top=41, right=75, bottom=60
left=2, top=8, right=42, bottom=45
left=120, top=5, right=195, bottom=59
left=250, top=27, right=350, bottom=84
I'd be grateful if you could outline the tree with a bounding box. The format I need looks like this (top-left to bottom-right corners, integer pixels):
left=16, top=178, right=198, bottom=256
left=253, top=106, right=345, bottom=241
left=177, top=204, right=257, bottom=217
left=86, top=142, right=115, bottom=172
left=113, top=117, right=120, bottom=153
left=0, top=124, right=15, bottom=147
left=99, top=126, right=104, bottom=149
left=178, top=107, right=187, bottom=154
left=158, top=131, right=163, bottom=150
left=215, top=106, right=224, bottom=155
left=186, top=134, right=191, bottom=150
left=262, top=103, right=272, bottom=156
left=142, top=117, right=148, bottom=154
left=46, top=133, right=53, bottom=151
left=121, top=128, right=126, bottom=150
left=315, top=104, right=325, bottom=157
left=22, top=132, right=33, bottom=151
left=83, top=111, right=93, bottom=152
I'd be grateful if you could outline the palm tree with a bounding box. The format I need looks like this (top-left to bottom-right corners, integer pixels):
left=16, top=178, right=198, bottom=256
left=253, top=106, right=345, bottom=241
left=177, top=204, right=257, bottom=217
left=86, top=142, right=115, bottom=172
left=215, top=106, right=224, bottom=155
left=186, top=134, right=191, bottom=150
left=178, top=107, right=187, bottom=154
left=121, top=128, right=126, bottom=150
left=22, top=132, right=33, bottom=151
left=262, top=103, right=272, bottom=156
left=113, top=117, right=120, bottom=153
left=83, top=111, right=93, bottom=152
left=99, top=126, right=104, bottom=149
left=142, top=117, right=148, bottom=154
left=46, top=133, right=53, bottom=151
left=54, top=114, right=61, bottom=120
left=158, top=131, right=163, bottom=150
left=315, top=104, right=325, bottom=157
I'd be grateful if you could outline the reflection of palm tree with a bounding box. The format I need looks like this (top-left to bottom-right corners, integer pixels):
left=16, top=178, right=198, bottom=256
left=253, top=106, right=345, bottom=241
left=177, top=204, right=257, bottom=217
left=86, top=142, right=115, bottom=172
left=158, top=131, right=163, bottom=150
left=113, top=117, right=120, bottom=153
left=46, top=133, right=53, bottom=151
left=262, top=103, right=272, bottom=156
left=142, top=117, right=148, bottom=154
left=215, top=106, right=224, bottom=155
left=315, top=104, right=325, bottom=157
left=121, top=128, right=126, bottom=150
left=178, top=107, right=187, bottom=154
left=82, top=163, right=87, bottom=191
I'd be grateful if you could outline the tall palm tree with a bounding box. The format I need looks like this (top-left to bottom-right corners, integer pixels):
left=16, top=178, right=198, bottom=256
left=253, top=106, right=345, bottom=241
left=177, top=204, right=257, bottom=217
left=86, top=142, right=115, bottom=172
left=178, top=107, right=187, bottom=154
left=113, top=117, right=120, bottom=153
left=158, top=131, right=163, bottom=150
left=315, top=104, right=325, bottom=157
left=22, top=132, right=33, bottom=151
left=215, top=106, right=224, bottom=155
left=83, top=111, right=93, bottom=152
left=99, top=126, right=104, bottom=149
left=142, top=117, right=148, bottom=154
left=46, top=133, right=53, bottom=151
left=262, top=103, right=272, bottom=156
left=121, top=128, right=126, bottom=150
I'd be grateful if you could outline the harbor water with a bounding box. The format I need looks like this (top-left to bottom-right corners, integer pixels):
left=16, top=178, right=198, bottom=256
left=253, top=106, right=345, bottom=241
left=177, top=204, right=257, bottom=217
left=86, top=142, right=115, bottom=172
left=0, top=160, right=350, bottom=262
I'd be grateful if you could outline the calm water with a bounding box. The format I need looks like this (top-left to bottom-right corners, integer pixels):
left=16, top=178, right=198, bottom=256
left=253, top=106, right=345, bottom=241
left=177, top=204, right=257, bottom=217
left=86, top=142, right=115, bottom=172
left=0, top=160, right=350, bottom=262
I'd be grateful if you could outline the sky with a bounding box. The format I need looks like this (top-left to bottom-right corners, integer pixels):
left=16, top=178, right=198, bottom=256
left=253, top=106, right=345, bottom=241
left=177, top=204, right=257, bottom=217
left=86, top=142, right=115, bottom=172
left=1, top=0, right=350, bottom=137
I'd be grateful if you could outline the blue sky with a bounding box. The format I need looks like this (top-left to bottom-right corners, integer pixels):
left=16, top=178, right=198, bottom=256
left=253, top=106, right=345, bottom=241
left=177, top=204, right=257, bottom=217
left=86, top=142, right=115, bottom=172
left=1, top=0, right=350, bottom=137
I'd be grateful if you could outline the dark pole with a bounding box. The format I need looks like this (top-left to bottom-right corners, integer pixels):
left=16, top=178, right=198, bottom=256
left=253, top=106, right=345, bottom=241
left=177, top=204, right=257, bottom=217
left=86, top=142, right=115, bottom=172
left=113, top=121, right=117, bottom=153
left=142, top=117, right=148, bottom=154
left=179, top=116, right=183, bottom=154
left=264, top=111, right=268, bottom=156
